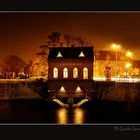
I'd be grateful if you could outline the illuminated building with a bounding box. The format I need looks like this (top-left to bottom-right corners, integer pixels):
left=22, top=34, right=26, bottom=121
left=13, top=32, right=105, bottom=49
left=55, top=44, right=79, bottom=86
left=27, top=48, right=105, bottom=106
left=94, top=50, right=140, bottom=78
left=48, top=47, right=94, bottom=98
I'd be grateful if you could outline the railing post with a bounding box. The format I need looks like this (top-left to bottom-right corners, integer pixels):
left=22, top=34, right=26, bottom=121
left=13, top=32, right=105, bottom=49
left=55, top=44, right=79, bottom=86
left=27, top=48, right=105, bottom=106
left=53, top=90, right=56, bottom=99
left=25, top=76, right=27, bottom=87
left=8, top=78, right=12, bottom=100
left=85, top=90, right=88, bottom=99
left=68, top=90, right=74, bottom=108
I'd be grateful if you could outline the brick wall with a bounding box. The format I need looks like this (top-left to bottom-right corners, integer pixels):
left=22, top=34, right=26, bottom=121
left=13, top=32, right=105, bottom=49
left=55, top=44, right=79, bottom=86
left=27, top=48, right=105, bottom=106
left=48, top=60, right=93, bottom=80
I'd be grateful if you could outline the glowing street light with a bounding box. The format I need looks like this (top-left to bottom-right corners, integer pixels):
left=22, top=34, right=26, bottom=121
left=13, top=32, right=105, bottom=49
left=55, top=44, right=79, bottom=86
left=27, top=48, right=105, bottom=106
left=126, top=51, right=132, bottom=58
left=125, top=62, right=132, bottom=78
left=111, top=43, right=121, bottom=78
left=111, top=43, right=121, bottom=50
left=125, top=63, right=132, bottom=68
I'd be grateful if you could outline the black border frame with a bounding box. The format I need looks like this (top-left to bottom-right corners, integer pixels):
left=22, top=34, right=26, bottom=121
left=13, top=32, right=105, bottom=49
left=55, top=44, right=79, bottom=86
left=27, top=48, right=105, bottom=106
left=0, top=0, right=140, bottom=138
left=0, top=0, right=140, bottom=11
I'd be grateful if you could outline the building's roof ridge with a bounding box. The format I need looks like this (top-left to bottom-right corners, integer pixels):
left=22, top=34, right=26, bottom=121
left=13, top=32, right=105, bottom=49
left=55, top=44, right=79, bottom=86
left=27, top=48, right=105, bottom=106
left=48, top=46, right=94, bottom=59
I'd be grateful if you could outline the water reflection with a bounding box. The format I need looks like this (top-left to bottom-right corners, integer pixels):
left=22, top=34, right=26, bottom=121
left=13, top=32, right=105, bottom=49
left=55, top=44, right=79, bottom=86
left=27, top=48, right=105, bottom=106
left=56, top=107, right=68, bottom=124
left=56, top=107, right=85, bottom=124
left=73, top=108, right=84, bottom=124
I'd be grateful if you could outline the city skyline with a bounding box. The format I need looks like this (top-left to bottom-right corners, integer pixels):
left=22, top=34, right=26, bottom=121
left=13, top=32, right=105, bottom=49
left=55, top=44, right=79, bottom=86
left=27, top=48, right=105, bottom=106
left=0, top=12, right=140, bottom=63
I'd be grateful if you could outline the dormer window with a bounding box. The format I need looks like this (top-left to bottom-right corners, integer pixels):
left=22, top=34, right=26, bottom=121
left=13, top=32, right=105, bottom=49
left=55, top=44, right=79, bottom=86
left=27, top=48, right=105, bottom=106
left=57, top=51, right=63, bottom=57
left=79, top=51, right=85, bottom=57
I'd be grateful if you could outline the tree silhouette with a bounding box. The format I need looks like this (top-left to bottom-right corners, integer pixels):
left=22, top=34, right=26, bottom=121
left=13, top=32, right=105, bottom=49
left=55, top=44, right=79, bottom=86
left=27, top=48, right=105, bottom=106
left=24, top=60, right=33, bottom=77
left=2, top=55, right=26, bottom=77
left=47, top=32, right=61, bottom=47
left=63, top=34, right=75, bottom=47
left=31, top=46, right=49, bottom=77
left=76, top=36, right=87, bottom=47
left=31, top=32, right=94, bottom=78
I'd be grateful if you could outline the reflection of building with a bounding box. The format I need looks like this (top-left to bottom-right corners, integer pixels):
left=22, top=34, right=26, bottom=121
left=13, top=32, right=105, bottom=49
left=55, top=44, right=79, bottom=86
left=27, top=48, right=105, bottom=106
left=48, top=47, right=94, bottom=98
left=94, top=50, right=140, bottom=78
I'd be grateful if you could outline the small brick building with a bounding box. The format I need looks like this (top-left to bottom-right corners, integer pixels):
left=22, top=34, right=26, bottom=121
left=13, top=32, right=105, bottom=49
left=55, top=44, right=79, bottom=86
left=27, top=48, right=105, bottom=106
left=48, top=47, right=94, bottom=98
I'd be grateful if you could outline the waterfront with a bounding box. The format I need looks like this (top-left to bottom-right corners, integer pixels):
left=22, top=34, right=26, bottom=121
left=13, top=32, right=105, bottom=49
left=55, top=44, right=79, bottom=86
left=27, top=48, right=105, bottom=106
left=0, top=99, right=140, bottom=124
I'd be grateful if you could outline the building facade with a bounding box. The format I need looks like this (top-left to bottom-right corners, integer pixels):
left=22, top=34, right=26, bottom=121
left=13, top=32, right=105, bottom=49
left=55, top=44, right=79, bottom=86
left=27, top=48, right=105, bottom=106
left=94, top=50, right=140, bottom=78
left=48, top=47, right=94, bottom=98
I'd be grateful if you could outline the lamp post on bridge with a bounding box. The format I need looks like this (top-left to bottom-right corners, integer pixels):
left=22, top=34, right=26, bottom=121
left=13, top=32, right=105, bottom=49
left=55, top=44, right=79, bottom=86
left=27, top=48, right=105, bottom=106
left=85, top=88, right=88, bottom=99
left=111, top=43, right=121, bottom=79
left=68, top=90, right=74, bottom=108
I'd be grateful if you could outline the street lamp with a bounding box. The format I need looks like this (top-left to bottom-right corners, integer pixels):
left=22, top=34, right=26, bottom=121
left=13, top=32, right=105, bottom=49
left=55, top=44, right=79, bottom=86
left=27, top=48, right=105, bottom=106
left=111, top=43, right=121, bottom=78
left=126, top=51, right=132, bottom=58
left=125, top=62, right=132, bottom=69
left=125, top=62, right=132, bottom=78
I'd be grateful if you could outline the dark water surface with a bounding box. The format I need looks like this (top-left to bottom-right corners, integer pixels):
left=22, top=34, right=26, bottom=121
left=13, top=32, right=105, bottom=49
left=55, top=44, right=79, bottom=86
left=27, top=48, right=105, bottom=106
left=0, top=99, right=140, bottom=124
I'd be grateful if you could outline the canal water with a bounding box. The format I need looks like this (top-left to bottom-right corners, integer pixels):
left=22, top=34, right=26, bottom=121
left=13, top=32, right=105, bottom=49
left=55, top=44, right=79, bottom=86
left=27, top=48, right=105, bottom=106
left=0, top=99, right=140, bottom=124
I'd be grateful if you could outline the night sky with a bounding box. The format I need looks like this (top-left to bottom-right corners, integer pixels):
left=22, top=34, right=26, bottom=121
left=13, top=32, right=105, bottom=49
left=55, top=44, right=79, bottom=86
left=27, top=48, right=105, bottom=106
left=0, top=12, right=140, bottom=63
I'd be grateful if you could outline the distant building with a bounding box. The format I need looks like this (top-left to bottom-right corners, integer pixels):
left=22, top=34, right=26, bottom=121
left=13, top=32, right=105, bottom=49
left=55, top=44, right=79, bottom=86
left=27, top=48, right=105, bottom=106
left=94, top=50, right=140, bottom=78
left=48, top=47, right=94, bottom=98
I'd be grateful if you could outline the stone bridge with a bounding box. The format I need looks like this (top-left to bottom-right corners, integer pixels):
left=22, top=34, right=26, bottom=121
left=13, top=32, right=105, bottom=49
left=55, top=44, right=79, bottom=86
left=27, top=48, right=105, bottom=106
left=0, top=80, right=140, bottom=103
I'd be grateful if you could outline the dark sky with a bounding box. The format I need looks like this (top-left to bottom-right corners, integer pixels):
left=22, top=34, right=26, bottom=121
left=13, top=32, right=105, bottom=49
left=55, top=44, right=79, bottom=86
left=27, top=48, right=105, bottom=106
left=0, top=12, right=140, bottom=63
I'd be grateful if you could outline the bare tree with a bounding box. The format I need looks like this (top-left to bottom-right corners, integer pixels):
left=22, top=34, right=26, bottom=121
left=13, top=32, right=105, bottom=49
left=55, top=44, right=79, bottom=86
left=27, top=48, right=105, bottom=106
left=31, top=45, right=49, bottom=77
left=2, top=55, right=26, bottom=77
left=24, top=60, right=33, bottom=77
left=63, top=34, right=75, bottom=47
left=46, top=32, right=92, bottom=48
left=75, top=36, right=87, bottom=47
left=47, top=32, right=61, bottom=47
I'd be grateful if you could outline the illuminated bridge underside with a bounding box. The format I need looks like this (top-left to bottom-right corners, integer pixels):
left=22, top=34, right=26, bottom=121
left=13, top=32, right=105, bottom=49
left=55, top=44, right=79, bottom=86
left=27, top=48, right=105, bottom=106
left=57, top=92, right=85, bottom=98
left=73, top=99, right=88, bottom=107
left=53, top=99, right=68, bottom=107
left=53, top=98, right=88, bottom=108
left=48, top=80, right=94, bottom=98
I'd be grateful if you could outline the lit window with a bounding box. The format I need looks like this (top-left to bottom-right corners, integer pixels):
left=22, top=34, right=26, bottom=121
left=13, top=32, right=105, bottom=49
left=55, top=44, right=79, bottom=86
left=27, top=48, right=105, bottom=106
left=53, top=67, right=58, bottom=78
left=57, top=51, right=63, bottom=57
left=63, top=68, right=68, bottom=78
left=73, top=68, right=78, bottom=78
left=79, top=51, right=85, bottom=57
left=83, top=67, right=88, bottom=79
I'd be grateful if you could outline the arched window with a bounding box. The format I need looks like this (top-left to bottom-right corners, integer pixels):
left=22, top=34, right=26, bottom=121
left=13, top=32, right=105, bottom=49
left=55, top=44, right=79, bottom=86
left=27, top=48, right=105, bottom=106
left=63, top=68, right=68, bottom=78
left=53, top=67, right=58, bottom=78
left=73, top=67, right=78, bottom=78
left=83, top=67, right=88, bottom=79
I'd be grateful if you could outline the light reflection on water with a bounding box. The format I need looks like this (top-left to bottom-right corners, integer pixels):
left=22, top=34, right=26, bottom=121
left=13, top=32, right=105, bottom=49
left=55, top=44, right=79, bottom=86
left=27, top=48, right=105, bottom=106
left=73, top=108, right=84, bottom=124
left=56, top=108, right=68, bottom=124
left=0, top=100, right=136, bottom=123
left=56, top=107, right=85, bottom=124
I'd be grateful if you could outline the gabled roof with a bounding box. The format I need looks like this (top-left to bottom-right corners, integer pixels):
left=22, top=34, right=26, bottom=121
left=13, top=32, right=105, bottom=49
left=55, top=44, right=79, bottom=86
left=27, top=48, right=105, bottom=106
left=48, top=47, right=94, bottom=60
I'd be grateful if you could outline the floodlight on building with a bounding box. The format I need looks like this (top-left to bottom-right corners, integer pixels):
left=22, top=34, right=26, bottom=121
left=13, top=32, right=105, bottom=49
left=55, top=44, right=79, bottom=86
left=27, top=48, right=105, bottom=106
left=75, top=86, right=82, bottom=92
left=60, top=86, right=66, bottom=92
left=126, top=51, right=132, bottom=57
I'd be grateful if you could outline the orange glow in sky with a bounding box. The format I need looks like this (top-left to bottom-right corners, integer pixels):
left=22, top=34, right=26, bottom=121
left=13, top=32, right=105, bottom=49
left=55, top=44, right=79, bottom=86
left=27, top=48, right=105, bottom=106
left=0, top=13, right=140, bottom=63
